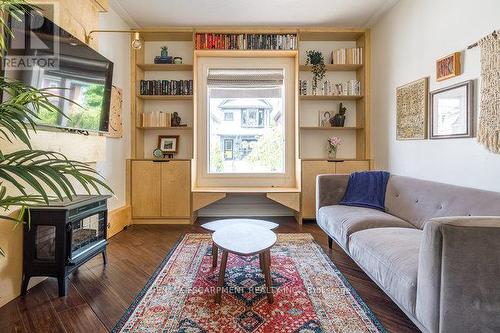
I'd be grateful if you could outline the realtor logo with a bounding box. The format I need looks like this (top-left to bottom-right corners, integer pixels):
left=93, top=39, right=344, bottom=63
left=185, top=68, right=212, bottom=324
left=2, top=4, right=60, bottom=70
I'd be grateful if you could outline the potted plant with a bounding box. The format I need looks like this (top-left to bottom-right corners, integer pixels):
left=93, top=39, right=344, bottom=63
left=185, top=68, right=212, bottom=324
left=305, top=50, right=326, bottom=94
left=327, top=136, right=341, bottom=160
left=0, top=0, right=112, bottom=256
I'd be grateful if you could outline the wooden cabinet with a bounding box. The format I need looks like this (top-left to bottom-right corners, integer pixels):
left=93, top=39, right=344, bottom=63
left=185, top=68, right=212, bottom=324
left=131, top=160, right=161, bottom=217
left=131, top=160, right=191, bottom=219
left=301, top=161, right=336, bottom=218
left=160, top=161, right=191, bottom=217
left=301, top=160, right=370, bottom=219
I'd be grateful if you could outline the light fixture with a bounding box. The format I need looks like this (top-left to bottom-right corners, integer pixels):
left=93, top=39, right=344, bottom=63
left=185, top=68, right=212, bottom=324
left=131, top=32, right=142, bottom=50
left=85, top=30, right=142, bottom=49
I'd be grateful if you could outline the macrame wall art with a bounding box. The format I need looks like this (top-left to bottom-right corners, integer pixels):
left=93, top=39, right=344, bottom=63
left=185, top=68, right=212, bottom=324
left=477, top=30, right=500, bottom=153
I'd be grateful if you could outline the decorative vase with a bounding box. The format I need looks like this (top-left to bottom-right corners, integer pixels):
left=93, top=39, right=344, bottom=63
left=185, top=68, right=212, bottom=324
left=331, top=114, right=346, bottom=127
left=161, top=46, right=168, bottom=58
left=328, top=147, right=337, bottom=160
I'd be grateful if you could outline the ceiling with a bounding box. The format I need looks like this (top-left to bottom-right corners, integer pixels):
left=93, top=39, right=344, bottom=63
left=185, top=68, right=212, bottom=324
left=110, top=0, right=400, bottom=28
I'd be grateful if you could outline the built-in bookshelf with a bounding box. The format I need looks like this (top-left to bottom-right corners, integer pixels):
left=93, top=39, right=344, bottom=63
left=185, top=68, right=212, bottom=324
left=298, top=29, right=370, bottom=162
left=131, top=31, right=194, bottom=161
left=129, top=27, right=371, bottom=223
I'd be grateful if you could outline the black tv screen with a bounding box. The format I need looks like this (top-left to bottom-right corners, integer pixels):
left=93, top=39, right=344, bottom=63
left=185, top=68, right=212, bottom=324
left=2, top=10, right=113, bottom=133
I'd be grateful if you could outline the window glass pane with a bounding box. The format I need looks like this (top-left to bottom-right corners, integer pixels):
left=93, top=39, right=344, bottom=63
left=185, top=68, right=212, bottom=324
left=208, top=69, right=285, bottom=174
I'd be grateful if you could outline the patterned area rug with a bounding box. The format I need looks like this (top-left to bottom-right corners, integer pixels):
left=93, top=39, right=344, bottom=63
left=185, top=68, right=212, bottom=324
left=112, top=233, right=386, bottom=333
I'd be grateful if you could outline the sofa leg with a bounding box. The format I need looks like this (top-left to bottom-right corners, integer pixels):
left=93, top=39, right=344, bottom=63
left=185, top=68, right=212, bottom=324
left=328, top=236, right=333, bottom=249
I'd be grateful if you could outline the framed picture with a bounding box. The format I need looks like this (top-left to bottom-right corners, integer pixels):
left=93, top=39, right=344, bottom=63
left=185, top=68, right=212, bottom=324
left=436, top=52, right=461, bottom=81
left=158, top=135, right=179, bottom=153
left=318, top=110, right=332, bottom=127
left=429, top=80, right=474, bottom=139
left=396, top=77, right=429, bottom=140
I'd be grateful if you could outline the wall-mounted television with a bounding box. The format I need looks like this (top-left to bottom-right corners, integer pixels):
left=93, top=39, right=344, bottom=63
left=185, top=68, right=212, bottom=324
left=2, top=10, right=114, bottom=133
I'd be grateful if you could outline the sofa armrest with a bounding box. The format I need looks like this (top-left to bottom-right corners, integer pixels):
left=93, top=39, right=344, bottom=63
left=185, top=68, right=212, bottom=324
left=416, top=217, right=500, bottom=333
left=315, top=174, right=349, bottom=215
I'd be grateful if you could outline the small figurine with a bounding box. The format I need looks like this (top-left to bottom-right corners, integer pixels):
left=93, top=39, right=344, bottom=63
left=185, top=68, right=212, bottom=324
left=330, top=103, right=347, bottom=127
left=173, top=57, right=183, bottom=64
left=154, top=46, right=173, bottom=64
left=171, top=112, right=181, bottom=127
left=161, top=46, right=168, bottom=58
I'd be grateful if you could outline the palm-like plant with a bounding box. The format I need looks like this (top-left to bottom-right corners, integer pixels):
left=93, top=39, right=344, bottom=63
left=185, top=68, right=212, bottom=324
left=0, top=1, right=112, bottom=256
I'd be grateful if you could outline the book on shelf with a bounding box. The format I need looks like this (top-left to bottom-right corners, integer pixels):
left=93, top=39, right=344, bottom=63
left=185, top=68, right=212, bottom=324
left=141, top=112, right=172, bottom=127
left=139, top=80, right=193, bottom=96
left=195, top=33, right=297, bottom=50
left=331, top=47, right=363, bottom=65
left=299, top=79, right=361, bottom=96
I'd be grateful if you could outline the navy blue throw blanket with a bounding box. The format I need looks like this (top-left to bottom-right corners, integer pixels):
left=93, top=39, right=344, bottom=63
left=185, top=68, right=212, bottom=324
left=339, top=171, right=390, bottom=211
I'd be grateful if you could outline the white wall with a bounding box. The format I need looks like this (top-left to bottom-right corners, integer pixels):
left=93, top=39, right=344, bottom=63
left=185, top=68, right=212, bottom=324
left=371, top=0, right=500, bottom=192
left=96, top=7, right=131, bottom=209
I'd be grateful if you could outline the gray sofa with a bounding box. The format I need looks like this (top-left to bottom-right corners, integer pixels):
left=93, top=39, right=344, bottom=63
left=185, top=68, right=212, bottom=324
left=316, top=174, right=500, bottom=333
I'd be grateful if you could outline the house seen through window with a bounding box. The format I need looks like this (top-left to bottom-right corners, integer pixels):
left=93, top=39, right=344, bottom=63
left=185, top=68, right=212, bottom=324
left=208, top=69, right=285, bottom=174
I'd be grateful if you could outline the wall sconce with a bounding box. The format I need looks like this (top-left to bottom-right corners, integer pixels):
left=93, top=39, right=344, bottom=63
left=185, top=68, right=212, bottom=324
left=85, top=30, right=142, bottom=49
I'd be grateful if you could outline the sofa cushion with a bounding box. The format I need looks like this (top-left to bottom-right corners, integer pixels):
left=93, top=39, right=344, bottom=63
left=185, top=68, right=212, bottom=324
left=385, top=175, right=500, bottom=229
left=349, top=228, right=422, bottom=315
left=317, top=205, right=415, bottom=249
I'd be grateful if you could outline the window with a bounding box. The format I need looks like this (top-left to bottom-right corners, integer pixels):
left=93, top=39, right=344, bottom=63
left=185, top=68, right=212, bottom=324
left=207, top=69, right=285, bottom=174
left=195, top=56, right=296, bottom=189
left=224, top=111, right=234, bottom=121
left=241, top=109, right=265, bottom=128
left=223, top=138, right=234, bottom=160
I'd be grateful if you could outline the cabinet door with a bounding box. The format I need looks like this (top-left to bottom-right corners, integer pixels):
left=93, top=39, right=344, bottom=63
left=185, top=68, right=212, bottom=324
left=131, top=161, right=161, bottom=218
left=335, top=160, right=370, bottom=174
left=161, top=161, right=191, bottom=217
left=301, top=161, right=336, bottom=219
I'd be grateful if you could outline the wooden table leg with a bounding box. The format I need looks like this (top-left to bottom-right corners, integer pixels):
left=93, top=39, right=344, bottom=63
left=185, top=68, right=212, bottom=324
left=259, top=253, right=264, bottom=271
left=215, top=250, right=228, bottom=304
left=212, top=241, right=218, bottom=268
left=262, top=250, right=274, bottom=304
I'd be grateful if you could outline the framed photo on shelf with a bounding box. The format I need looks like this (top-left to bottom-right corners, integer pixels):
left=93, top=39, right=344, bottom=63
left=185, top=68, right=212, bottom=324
left=158, top=135, right=179, bottom=154
left=318, top=111, right=333, bottom=127
left=429, top=80, right=474, bottom=139
left=436, top=52, right=461, bottom=81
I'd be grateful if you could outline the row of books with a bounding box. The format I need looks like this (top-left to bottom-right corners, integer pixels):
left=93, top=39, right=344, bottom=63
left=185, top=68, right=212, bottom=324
left=331, top=47, right=363, bottom=65
left=141, top=112, right=174, bottom=127
left=139, top=80, right=193, bottom=96
left=299, top=79, right=362, bottom=96
left=195, top=33, right=297, bottom=50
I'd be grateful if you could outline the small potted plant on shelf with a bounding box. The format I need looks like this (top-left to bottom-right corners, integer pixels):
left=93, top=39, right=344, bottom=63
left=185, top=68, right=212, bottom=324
left=306, top=50, right=326, bottom=94
left=327, top=136, right=341, bottom=160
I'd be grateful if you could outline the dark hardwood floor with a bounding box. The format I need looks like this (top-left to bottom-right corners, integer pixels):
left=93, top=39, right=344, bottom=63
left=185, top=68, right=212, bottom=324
left=0, top=217, right=420, bottom=333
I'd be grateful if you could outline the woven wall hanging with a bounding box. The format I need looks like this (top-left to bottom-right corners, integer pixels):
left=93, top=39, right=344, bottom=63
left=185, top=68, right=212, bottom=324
left=478, top=30, right=500, bottom=153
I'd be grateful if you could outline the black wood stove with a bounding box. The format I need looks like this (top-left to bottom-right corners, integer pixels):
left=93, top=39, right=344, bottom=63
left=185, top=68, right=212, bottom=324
left=22, top=195, right=111, bottom=297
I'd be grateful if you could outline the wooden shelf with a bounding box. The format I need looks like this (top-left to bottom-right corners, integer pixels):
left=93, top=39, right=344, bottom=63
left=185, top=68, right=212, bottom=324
left=137, top=29, right=193, bottom=41
left=299, top=64, right=362, bottom=72
left=137, top=95, right=193, bottom=100
left=298, top=29, right=365, bottom=41
left=301, top=158, right=368, bottom=162
left=299, top=95, right=363, bottom=101
left=192, top=186, right=301, bottom=193
left=300, top=126, right=361, bottom=130
left=137, top=126, right=192, bottom=130
left=137, top=64, right=193, bottom=71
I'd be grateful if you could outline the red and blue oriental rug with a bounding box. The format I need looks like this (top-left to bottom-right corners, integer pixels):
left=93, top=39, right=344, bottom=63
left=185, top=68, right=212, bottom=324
left=112, top=233, right=386, bottom=333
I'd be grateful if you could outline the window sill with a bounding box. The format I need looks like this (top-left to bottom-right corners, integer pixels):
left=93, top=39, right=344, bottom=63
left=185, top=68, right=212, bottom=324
left=191, top=186, right=300, bottom=193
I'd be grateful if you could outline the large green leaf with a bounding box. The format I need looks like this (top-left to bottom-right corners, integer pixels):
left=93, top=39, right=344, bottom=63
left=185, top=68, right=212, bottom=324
left=0, top=0, right=114, bottom=258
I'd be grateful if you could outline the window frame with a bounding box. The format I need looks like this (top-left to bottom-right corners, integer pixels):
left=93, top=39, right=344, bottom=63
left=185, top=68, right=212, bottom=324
left=194, top=53, right=298, bottom=190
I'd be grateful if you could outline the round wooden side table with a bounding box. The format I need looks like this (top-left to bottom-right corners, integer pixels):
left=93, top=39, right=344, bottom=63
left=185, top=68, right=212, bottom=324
left=212, top=223, right=277, bottom=304
left=201, top=219, right=278, bottom=268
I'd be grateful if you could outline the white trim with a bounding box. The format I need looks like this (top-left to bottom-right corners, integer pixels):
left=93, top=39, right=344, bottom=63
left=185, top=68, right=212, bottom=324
left=194, top=55, right=297, bottom=188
